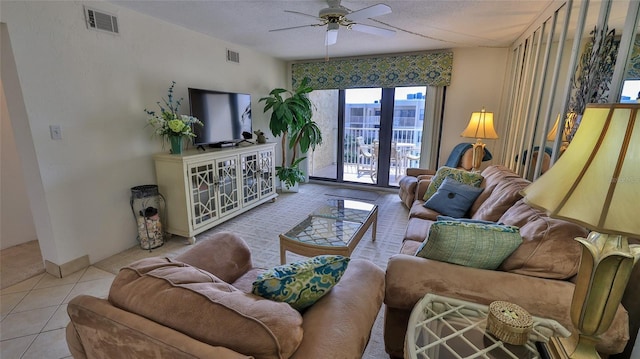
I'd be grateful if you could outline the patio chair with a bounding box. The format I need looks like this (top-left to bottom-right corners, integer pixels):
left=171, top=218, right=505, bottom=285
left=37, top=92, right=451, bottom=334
left=356, top=136, right=376, bottom=180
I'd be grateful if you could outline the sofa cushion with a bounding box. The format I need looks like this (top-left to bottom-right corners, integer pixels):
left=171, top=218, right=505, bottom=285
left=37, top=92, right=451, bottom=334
left=252, top=255, right=350, bottom=311
left=470, top=165, right=530, bottom=222
left=416, top=220, right=522, bottom=270
left=423, top=166, right=483, bottom=201
left=498, top=199, right=586, bottom=279
left=424, top=178, right=483, bottom=217
left=400, top=239, right=422, bottom=255
left=404, top=217, right=435, bottom=243
left=108, top=257, right=303, bottom=359
left=409, top=201, right=441, bottom=221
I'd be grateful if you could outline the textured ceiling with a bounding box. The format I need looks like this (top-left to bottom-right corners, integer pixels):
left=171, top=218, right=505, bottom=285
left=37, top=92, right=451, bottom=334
left=110, top=0, right=626, bottom=61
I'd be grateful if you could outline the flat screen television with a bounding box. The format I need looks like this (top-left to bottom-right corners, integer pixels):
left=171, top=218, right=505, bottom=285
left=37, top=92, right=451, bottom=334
left=188, top=88, right=252, bottom=146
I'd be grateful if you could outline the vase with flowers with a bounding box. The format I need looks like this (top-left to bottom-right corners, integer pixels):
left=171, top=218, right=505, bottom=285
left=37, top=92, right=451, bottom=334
left=145, top=81, right=203, bottom=154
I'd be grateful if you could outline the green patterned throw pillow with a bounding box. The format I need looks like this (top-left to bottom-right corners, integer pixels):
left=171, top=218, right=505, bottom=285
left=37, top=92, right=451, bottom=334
left=423, top=166, right=484, bottom=201
left=416, top=220, right=522, bottom=270
left=252, top=255, right=349, bottom=311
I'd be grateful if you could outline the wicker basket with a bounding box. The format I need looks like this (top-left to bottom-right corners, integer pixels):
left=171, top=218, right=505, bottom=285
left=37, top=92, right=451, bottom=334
left=487, top=301, right=533, bottom=345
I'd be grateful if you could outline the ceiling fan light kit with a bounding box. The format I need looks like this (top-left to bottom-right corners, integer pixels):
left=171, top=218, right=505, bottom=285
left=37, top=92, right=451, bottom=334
left=272, top=0, right=395, bottom=46
left=326, top=22, right=339, bottom=46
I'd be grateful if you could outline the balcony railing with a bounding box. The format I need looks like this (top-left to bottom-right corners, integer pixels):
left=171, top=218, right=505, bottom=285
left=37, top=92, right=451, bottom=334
left=343, top=127, right=422, bottom=180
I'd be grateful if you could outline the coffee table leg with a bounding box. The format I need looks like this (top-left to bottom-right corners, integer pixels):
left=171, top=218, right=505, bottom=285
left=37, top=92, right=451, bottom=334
left=372, top=208, right=378, bottom=241
left=280, top=241, right=287, bottom=264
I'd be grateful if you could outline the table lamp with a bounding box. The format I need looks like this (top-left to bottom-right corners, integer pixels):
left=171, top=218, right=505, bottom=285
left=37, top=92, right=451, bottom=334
left=547, top=113, right=575, bottom=154
left=461, top=107, right=499, bottom=171
left=521, top=103, right=640, bottom=358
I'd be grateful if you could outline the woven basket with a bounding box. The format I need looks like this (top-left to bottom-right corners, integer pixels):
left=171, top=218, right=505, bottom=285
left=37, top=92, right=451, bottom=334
left=487, top=301, right=533, bottom=345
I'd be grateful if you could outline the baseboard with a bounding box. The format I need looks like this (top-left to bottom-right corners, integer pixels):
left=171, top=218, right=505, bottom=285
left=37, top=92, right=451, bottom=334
left=45, top=255, right=89, bottom=278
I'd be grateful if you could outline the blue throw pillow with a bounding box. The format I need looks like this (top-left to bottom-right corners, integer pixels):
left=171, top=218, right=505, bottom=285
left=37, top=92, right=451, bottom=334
left=424, top=177, right=483, bottom=217
left=252, top=255, right=349, bottom=311
left=436, top=215, right=500, bottom=225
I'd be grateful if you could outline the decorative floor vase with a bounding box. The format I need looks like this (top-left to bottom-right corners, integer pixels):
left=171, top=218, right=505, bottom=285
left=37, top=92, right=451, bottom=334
left=170, top=136, right=182, bottom=154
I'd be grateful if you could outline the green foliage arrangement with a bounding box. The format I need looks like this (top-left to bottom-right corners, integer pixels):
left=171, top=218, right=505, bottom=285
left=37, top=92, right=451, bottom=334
left=145, top=81, right=203, bottom=144
left=260, top=78, right=322, bottom=188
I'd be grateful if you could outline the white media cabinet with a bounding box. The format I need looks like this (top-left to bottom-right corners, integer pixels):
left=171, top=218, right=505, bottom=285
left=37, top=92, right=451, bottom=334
left=154, top=142, right=277, bottom=243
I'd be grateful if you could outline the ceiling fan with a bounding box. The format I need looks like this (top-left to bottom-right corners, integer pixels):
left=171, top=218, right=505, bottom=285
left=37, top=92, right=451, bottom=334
left=270, top=0, right=395, bottom=46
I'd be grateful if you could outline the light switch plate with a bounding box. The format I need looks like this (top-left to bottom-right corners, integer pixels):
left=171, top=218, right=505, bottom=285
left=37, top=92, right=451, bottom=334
left=50, top=125, right=62, bottom=140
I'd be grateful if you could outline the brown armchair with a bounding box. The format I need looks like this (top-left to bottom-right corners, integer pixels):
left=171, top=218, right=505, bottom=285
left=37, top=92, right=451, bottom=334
left=66, top=232, right=385, bottom=359
left=398, top=143, right=479, bottom=208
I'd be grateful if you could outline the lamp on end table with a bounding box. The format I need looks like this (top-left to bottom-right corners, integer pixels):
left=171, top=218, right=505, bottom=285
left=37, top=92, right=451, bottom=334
left=547, top=112, right=577, bottom=154
left=461, top=107, right=499, bottom=171
left=522, top=103, right=640, bottom=358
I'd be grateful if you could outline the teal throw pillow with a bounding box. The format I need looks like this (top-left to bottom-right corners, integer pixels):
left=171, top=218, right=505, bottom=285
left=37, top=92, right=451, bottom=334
left=252, top=255, right=349, bottom=311
left=423, top=166, right=483, bottom=201
left=416, top=220, right=522, bottom=270
left=436, top=216, right=498, bottom=225
left=423, top=177, right=483, bottom=217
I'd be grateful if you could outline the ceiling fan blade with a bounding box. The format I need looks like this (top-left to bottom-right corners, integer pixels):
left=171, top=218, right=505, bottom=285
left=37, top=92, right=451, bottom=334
left=284, top=10, right=322, bottom=21
left=270, top=24, right=317, bottom=32
left=347, top=4, right=391, bottom=21
left=326, top=28, right=338, bottom=46
left=350, top=23, right=395, bottom=37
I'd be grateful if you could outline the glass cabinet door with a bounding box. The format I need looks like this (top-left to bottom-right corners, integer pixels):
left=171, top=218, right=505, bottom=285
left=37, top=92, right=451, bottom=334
left=216, top=155, right=240, bottom=216
left=258, top=148, right=275, bottom=197
left=241, top=148, right=275, bottom=206
left=241, top=152, right=260, bottom=205
left=188, top=161, right=219, bottom=229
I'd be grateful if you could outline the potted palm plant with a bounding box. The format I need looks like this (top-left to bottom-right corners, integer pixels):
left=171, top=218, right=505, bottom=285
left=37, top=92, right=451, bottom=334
left=260, top=78, right=322, bottom=191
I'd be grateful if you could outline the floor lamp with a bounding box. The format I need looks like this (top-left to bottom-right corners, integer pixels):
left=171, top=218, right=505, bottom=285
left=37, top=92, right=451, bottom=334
left=461, top=107, right=499, bottom=171
left=522, top=103, right=640, bottom=358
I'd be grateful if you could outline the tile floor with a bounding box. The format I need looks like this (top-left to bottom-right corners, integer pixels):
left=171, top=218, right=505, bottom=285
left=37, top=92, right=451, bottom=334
left=0, top=266, right=115, bottom=359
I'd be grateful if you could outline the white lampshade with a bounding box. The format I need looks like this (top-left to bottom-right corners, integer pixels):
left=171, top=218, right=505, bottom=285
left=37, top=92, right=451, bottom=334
left=546, top=114, right=561, bottom=142
left=547, top=113, right=576, bottom=142
left=522, top=103, right=640, bottom=238
left=461, top=107, right=499, bottom=139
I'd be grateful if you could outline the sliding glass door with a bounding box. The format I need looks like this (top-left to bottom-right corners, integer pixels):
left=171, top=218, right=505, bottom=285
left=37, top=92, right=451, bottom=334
left=344, top=88, right=382, bottom=184
left=389, top=87, right=426, bottom=185
left=308, top=86, right=427, bottom=187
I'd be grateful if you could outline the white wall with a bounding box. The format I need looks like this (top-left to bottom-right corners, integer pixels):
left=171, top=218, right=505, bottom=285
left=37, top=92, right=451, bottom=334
left=441, top=47, right=510, bottom=169
left=1, top=82, right=38, bottom=249
left=1, top=1, right=287, bottom=266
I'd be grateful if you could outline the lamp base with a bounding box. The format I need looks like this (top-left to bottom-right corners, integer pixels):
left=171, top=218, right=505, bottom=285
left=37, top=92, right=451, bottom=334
left=470, top=139, right=485, bottom=171
left=542, top=333, right=601, bottom=359
left=543, top=336, right=572, bottom=359
left=567, top=232, right=640, bottom=359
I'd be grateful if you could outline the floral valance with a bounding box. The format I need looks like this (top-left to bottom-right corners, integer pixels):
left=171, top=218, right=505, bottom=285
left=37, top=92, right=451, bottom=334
left=291, top=51, right=453, bottom=90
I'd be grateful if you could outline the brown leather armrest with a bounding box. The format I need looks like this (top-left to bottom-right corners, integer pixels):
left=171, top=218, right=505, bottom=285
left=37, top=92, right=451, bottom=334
left=293, top=259, right=384, bottom=359
left=406, top=168, right=436, bottom=177
left=416, top=174, right=433, bottom=181
left=174, top=232, right=253, bottom=283
left=415, top=179, right=432, bottom=200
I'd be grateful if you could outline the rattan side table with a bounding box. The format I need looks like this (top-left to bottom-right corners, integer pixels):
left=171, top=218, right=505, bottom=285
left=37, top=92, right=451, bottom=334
left=405, top=294, right=571, bottom=359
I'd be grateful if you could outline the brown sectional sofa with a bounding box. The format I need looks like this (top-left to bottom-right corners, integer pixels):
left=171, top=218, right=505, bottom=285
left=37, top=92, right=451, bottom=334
left=385, top=165, right=631, bottom=358
left=66, top=232, right=385, bottom=359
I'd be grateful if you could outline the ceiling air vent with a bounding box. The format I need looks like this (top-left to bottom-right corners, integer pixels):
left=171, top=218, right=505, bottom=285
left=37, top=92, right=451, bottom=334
left=227, top=49, right=240, bottom=63
left=84, top=7, right=119, bottom=34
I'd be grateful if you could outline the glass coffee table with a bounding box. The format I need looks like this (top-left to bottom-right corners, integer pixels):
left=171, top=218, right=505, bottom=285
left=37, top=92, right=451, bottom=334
left=405, top=294, right=571, bottom=359
left=279, top=199, right=377, bottom=264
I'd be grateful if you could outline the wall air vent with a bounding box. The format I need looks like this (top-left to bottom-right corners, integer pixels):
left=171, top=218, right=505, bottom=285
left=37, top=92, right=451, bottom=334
left=84, top=7, right=119, bottom=34
left=226, top=49, right=240, bottom=63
